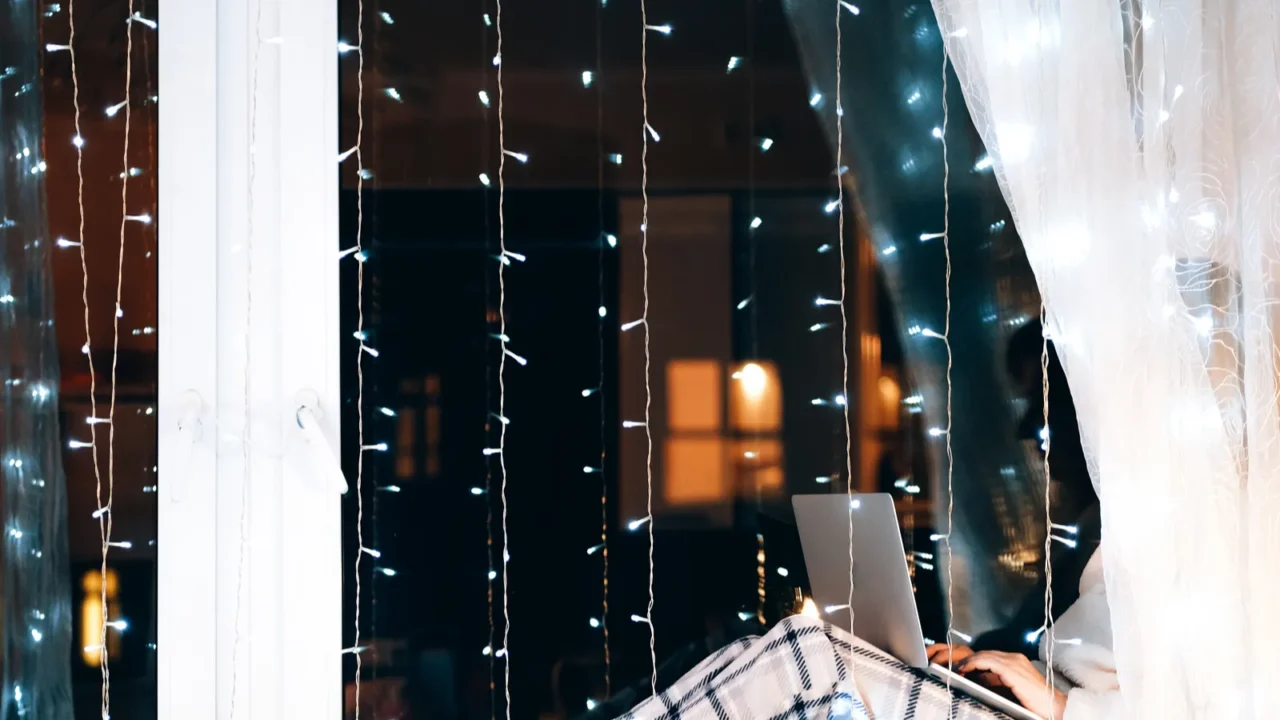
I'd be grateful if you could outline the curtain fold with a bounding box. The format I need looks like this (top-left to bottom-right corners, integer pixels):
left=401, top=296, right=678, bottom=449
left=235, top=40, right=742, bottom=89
left=1, top=1, right=75, bottom=718
left=932, top=0, right=1280, bottom=716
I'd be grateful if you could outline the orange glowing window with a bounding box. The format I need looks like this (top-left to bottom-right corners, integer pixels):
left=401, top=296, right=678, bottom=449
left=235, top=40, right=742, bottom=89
left=81, top=569, right=121, bottom=667
left=667, top=360, right=722, bottom=432
left=395, top=409, right=417, bottom=478
left=664, top=436, right=727, bottom=505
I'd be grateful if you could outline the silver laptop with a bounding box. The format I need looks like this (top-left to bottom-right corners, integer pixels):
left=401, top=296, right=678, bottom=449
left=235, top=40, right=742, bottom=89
left=793, top=493, right=1042, bottom=720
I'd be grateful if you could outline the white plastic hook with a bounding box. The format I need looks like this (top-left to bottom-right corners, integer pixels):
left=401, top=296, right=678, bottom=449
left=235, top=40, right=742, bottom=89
left=172, top=390, right=204, bottom=503
left=295, top=390, right=349, bottom=494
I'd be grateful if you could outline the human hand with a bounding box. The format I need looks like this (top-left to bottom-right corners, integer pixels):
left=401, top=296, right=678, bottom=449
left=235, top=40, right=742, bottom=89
left=926, top=643, right=974, bottom=667
left=955, top=651, right=1068, bottom=720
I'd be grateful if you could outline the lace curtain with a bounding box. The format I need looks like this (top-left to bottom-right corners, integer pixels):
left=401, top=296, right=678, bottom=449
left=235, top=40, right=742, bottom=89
left=1, top=0, right=74, bottom=717
left=932, top=1, right=1280, bottom=716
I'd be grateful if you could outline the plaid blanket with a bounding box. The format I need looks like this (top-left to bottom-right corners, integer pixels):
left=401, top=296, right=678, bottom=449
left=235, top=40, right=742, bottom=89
left=621, top=616, right=1014, bottom=720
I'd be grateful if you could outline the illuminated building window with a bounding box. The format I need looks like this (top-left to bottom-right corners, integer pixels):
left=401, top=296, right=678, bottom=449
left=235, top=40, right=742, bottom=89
left=395, top=410, right=418, bottom=478
left=664, top=359, right=784, bottom=506
left=81, top=568, right=122, bottom=667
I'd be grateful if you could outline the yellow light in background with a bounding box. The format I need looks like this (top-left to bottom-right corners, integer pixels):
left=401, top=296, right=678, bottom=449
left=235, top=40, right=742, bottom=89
left=667, top=360, right=723, bottom=432
left=729, top=360, right=781, bottom=432
left=800, top=597, right=820, bottom=618
left=81, top=569, right=121, bottom=667
left=738, top=362, right=768, bottom=399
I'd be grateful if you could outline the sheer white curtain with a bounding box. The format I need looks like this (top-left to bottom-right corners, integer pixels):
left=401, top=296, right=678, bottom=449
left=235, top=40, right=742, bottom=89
left=929, top=1, right=1280, bottom=717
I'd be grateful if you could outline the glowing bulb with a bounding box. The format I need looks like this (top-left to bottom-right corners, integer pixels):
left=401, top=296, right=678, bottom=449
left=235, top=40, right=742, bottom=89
left=384, top=88, right=402, bottom=102
left=589, top=617, right=601, bottom=628
left=931, top=127, right=943, bottom=139
left=378, top=567, right=397, bottom=577
left=919, top=232, right=945, bottom=242
left=809, top=92, right=823, bottom=107
left=973, top=155, right=993, bottom=171
left=504, top=150, right=529, bottom=164
left=105, top=100, right=128, bottom=117
left=645, top=123, right=661, bottom=142
left=809, top=323, right=829, bottom=332
left=30, top=628, right=42, bottom=642
left=488, top=570, right=497, bottom=580
left=587, top=699, right=598, bottom=711
left=478, top=90, right=490, bottom=107
left=816, top=475, right=833, bottom=484
left=800, top=598, right=819, bottom=618
left=622, top=420, right=646, bottom=429
left=840, top=1, right=860, bottom=14
left=646, top=24, right=672, bottom=35
left=363, top=442, right=389, bottom=452
left=337, top=41, right=357, bottom=53
left=582, top=70, right=594, bottom=88
left=627, top=517, right=650, bottom=531
left=379, top=11, right=394, bottom=24
left=72, top=135, right=85, bottom=148
left=605, top=233, right=618, bottom=247
left=493, top=53, right=501, bottom=66
left=738, top=362, right=767, bottom=399
left=470, top=487, right=484, bottom=496
left=621, top=319, right=644, bottom=332
left=824, top=199, right=840, bottom=214
left=128, top=11, right=157, bottom=29
left=750, top=216, right=762, bottom=229
left=608, top=153, right=623, bottom=165
left=776, top=567, right=789, bottom=577
left=727, top=57, right=743, bottom=73
left=927, top=427, right=947, bottom=437
left=45, top=43, right=70, bottom=52
left=479, top=173, right=491, bottom=187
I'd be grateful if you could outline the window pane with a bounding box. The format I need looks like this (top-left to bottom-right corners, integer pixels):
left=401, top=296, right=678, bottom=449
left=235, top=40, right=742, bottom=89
left=10, top=0, right=161, bottom=717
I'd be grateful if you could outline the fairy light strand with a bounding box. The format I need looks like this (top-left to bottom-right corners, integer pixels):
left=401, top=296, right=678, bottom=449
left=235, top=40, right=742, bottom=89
left=940, top=35, right=957, bottom=708
left=480, top=0, right=498, bottom=713
left=593, top=0, right=612, bottom=697
left=102, top=0, right=139, bottom=711
left=640, top=0, right=658, bottom=697
left=836, top=0, right=856, bottom=683
left=1041, top=304, right=1056, bottom=715
left=746, top=0, right=766, bottom=628
left=67, top=0, right=109, bottom=708
left=352, top=0, right=369, bottom=714
left=496, top=0, right=512, bottom=714
left=229, top=2, right=264, bottom=716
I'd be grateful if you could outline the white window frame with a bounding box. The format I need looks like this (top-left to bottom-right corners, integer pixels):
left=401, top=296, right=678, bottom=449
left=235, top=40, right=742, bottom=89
left=158, top=1, right=341, bottom=718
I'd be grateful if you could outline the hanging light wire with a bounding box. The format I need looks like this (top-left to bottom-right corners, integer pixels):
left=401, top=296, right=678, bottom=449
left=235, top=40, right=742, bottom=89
left=101, top=0, right=140, bottom=713
left=940, top=30, right=957, bottom=706
left=351, top=0, right=368, bottom=716
left=67, top=0, right=110, bottom=710
left=594, top=0, right=612, bottom=697
left=496, top=0, right=513, bottom=715
left=480, top=0, right=498, bottom=714
left=836, top=0, right=857, bottom=689
left=640, top=0, right=657, bottom=696
left=229, top=1, right=265, bottom=716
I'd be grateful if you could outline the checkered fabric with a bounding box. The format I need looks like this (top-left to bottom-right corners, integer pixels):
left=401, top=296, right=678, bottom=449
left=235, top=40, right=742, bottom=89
left=621, top=616, right=1014, bottom=720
